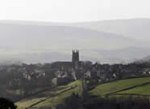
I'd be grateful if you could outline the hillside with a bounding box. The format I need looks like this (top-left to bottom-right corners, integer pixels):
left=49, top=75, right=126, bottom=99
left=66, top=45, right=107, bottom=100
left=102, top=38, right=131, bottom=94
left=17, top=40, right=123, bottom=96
left=118, top=84, right=150, bottom=95
left=16, top=77, right=150, bottom=108
left=16, top=80, right=82, bottom=109
left=136, top=55, right=150, bottom=63
left=0, top=20, right=149, bottom=64
left=71, top=18, right=150, bottom=42
left=90, top=77, right=150, bottom=97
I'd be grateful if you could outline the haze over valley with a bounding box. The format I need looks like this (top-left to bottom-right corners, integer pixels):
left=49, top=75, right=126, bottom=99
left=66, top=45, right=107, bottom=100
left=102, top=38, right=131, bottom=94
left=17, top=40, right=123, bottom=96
left=0, top=19, right=149, bottom=64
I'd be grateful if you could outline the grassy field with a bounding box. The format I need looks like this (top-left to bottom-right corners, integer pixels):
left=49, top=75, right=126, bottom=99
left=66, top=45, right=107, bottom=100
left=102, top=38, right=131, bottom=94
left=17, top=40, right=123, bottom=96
left=89, top=77, right=150, bottom=96
left=16, top=77, right=150, bottom=108
left=16, top=80, right=82, bottom=109
left=118, top=84, right=150, bottom=95
left=34, top=80, right=83, bottom=108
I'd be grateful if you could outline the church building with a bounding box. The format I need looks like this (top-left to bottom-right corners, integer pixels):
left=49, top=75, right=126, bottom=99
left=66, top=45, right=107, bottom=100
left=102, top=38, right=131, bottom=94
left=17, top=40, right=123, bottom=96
left=51, top=50, right=80, bottom=70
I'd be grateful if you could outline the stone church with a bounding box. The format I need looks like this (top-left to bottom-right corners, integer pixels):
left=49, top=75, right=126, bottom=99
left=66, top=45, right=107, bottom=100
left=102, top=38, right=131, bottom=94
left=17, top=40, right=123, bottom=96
left=51, top=50, right=81, bottom=70
left=51, top=50, right=81, bottom=85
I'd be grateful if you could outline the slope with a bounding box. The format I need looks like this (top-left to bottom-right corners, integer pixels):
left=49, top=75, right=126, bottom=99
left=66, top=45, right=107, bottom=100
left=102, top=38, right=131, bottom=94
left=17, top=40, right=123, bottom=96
left=71, top=18, right=150, bottom=42
left=90, top=77, right=150, bottom=96
left=16, top=80, right=82, bottom=109
left=0, top=22, right=140, bottom=64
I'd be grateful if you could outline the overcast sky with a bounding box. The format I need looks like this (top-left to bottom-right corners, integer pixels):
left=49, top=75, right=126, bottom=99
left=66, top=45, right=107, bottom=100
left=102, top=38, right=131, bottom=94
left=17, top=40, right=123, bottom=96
left=0, top=0, right=149, bottom=22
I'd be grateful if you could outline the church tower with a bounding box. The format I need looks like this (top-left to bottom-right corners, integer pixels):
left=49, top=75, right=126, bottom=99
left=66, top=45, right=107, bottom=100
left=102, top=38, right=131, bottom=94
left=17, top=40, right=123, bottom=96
left=72, top=50, right=79, bottom=63
left=72, top=50, right=79, bottom=69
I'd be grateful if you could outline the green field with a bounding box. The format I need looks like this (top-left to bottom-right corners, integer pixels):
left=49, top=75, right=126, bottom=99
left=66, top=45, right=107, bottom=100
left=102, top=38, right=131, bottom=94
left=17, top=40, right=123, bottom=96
left=16, top=80, right=83, bottom=109
left=118, top=84, right=150, bottom=95
left=16, top=77, right=150, bottom=108
left=90, top=77, right=150, bottom=96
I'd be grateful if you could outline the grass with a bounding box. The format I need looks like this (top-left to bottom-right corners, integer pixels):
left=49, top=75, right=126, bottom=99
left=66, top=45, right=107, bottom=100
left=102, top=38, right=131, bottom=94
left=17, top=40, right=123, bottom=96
left=16, top=77, right=150, bottom=108
left=118, top=84, right=150, bottom=95
left=89, top=77, right=150, bottom=96
left=16, top=80, right=82, bottom=109
left=33, top=80, right=83, bottom=108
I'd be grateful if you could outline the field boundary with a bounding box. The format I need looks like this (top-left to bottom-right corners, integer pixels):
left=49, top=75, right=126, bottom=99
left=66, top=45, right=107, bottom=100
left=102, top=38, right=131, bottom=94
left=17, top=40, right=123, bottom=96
left=14, top=86, right=56, bottom=103
left=113, top=93, right=150, bottom=97
left=105, top=81, right=150, bottom=96
left=26, top=86, right=77, bottom=109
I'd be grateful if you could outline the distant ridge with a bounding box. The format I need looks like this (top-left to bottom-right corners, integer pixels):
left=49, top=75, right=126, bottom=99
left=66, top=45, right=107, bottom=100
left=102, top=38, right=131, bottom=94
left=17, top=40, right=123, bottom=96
left=135, top=55, right=150, bottom=64
left=70, top=18, right=150, bottom=42
left=0, top=19, right=149, bottom=64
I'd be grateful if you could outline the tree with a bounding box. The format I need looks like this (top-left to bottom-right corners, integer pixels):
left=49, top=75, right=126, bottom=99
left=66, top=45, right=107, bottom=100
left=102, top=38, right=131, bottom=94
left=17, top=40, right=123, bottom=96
left=0, top=98, right=17, bottom=109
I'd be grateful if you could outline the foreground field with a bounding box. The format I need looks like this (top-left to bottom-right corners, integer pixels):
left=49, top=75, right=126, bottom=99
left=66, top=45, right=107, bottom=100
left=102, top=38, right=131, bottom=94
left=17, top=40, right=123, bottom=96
left=16, top=77, right=150, bottom=108
left=16, top=80, right=82, bottom=109
left=118, top=84, right=150, bottom=95
left=90, top=77, right=150, bottom=97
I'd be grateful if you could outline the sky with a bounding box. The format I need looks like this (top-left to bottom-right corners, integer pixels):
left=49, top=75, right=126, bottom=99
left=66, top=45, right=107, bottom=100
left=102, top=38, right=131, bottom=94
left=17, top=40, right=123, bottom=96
left=0, top=0, right=150, bottom=22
